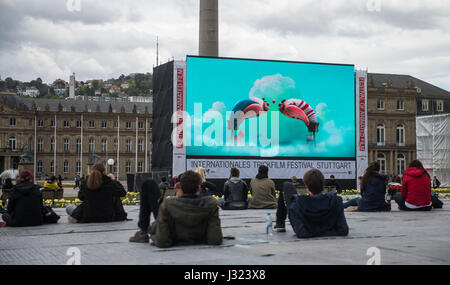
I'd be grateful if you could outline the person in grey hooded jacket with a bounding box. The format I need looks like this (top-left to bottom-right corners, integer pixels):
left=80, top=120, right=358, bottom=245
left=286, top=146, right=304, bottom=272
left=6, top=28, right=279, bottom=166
left=220, top=168, right=249, bottom=210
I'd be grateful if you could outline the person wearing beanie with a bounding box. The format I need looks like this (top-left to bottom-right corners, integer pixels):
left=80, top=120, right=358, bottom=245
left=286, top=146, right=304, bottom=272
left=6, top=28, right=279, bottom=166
left=1, top=170, right=44, bottom=227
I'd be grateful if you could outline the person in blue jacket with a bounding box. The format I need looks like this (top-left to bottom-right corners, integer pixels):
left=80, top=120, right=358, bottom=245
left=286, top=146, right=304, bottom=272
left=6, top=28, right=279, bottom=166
left=287, top=169, right=349, bottom=238
left=344, top=162, right=391, bottom=212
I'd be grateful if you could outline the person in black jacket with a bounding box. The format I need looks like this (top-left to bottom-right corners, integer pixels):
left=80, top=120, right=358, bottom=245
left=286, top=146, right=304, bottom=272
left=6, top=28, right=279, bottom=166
left=287, top=169, right=349, bottom=238
left=219, top=168, right=249, bottom=210
left=196, top=167, right=219, bottom=196
left=326, top=175, right=341, bottom=193
left=66, top=163, right=127, bottom=223
left=1, top=170, right=44, bottom=227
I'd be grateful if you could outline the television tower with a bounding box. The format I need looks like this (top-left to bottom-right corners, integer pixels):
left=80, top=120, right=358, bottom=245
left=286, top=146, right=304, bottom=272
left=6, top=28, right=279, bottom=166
left=199, top=0, right=218, bottom=57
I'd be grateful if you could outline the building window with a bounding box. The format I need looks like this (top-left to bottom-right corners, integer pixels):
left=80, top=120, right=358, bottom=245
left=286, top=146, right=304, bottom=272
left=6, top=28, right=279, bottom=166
left=138, top=139, right=143, bottom=152
left=64, top=138, right=70, bottom=152
left=126, top=161, right=132, bottom=173
left=376, top=124, right=385, bottom=146
left=396, top=124, right=405, bottom=146
left=137, top=161, right=143, bottom=173
left=9, top=117, right=16, bottom=126
left=397, top=100, right=404, bottom=110
left=114, top=121, right=119, bottom=128
left=377, top=153, right=386, bottom=174
left=51, top=138, right=55, bottom=152
left=101, top=121, right=107, bottom=128
left=50, top=161, right=55, bottom=174
left=89, top=138, right=95, bottom=153
left=101, top=139, right=107, bottom=153
left=422, top=99, right=429, bottom=111
left=126, top=139, right=132, bottom=152
left=63, top=160, right=69, bottom=173
left=51, top=120, right=55, bottom=128
left=377, top=99, right=384, bottom=110
left=138, top=121, right=144, bottom=129
left=89, top=121, right=95, bottom=128
left=8, top=136, right=16, bottom=150
left=37, top=138, right=43, bottom=152
left=126, top=121, right=131, bottom=129
left=113, top=139, right=118, bottom=152
left=150, top=122, right=152, bottom=128
left=76, top=161, right=81, bottom=173
left=37, top=120, right=44, bottom=127
left=436, top=100, right=444, bottom=112
left=37, top=161, right=43, bottom=173
left=397, top=153, right=406, bottom=175
left=76, top=120, right=82, bottom=128
left=76, top=138, right=82, bottom=153
left=64, top=120, right=70, bottom=128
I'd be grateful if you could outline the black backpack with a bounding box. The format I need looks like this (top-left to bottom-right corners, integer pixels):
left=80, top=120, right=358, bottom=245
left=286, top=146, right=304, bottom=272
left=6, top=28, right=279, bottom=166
left=42, top=206, right=60, bottom=224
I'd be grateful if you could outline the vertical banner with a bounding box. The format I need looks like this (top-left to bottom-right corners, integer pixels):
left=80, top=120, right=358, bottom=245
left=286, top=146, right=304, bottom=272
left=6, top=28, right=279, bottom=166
left=356, top=70, right=368, bottom=189
left=172, top=61, right=187, bottom=176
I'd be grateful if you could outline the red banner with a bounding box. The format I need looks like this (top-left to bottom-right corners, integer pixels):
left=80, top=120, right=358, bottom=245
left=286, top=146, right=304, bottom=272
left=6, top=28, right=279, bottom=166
left=358, top=77, right=366, bottom=152
left=176, top=68, right=184, bottom=148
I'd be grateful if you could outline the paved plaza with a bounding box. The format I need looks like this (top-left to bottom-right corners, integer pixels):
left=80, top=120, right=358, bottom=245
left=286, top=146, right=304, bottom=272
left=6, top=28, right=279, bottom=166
left=1, top=200, right=449, bottom=265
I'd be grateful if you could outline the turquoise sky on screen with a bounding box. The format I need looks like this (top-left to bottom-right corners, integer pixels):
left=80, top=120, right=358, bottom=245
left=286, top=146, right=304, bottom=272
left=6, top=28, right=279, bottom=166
left=186, top=56, right=356, bottom=158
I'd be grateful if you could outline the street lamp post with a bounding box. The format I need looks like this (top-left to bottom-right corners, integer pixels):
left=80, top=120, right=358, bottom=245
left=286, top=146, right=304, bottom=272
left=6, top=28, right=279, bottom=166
left=107, top=158, right=115, bottom=174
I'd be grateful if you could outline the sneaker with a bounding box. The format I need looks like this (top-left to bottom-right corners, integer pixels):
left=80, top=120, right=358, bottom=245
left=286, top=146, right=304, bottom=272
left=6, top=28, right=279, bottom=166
left=67, top=215, right=78, bottom=223
left=129, top=230, right=149, bottom=243
left=274, top=222, right=286, bottom=232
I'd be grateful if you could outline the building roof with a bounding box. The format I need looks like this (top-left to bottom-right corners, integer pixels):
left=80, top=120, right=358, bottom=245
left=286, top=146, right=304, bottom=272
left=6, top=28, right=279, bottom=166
left=0, top=93, right=152, bottom=115
left=368, top=73, right=450, bottom=99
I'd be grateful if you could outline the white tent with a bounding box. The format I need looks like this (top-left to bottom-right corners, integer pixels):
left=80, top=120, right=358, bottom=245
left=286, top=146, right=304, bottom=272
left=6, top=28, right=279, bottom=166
left=416, top=114, right=450, bottom=187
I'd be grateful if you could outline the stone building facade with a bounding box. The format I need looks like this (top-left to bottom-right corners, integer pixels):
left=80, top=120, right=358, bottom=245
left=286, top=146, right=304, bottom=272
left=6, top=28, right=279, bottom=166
left=0, top=93, right=152, bottom=181
left=367, top=73, right=450, bottom=177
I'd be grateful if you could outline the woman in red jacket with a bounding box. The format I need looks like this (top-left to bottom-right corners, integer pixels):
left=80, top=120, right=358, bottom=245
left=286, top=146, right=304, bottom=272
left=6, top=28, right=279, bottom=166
left=394, top=160, right=432, bottom=211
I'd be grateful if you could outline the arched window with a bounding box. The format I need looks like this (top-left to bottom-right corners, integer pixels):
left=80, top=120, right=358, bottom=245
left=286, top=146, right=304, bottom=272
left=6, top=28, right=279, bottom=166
left=63, top=160, right=69, bottom=173
left=37, top=138, right=43, bottom=152
left=101, top=139, right=107, bottom=153
left=377, top=153, right=386, bottom=174
left=377, top=124, right=385, bottom=146
left=89, top=138, right=95, bottom=153
left=76, top=138, right=82, bottom=153
left=8, top=136, right=16, bottom=150
left=397, top=153, right=406, bottom=175
left=396, top=124, right=405, bottom=146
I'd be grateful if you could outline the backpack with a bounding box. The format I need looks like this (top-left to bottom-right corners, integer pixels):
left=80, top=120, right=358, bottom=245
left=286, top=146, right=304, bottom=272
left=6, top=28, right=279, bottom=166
left=42, top=206, right=60, bottom=224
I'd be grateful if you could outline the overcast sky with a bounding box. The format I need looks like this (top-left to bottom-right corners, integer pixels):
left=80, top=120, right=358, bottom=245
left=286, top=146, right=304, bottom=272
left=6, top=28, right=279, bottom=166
left=0, top=0, right=449, bottom=90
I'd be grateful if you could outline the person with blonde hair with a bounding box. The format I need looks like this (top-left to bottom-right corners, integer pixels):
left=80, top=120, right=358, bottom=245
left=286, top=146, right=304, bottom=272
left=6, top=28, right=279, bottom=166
left=66, top=163, right=127, bottom=223
left=195, top=167, right=218, bottom=196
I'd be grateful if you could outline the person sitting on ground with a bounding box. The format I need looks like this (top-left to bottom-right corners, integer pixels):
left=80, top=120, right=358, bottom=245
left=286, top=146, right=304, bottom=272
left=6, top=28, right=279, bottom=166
left=196, top=167, right=219, bottom=197
left=326, top=175, right=341, bottom=193
left=1, top=170, right=44, bottom=227
left=131, top=171, right=223, bottom=248
left=432, top=176, right=441, bottom=189
left=394, top=160, right=442, bottom=211
left=43, top=176, right=60, bottom=190
left=219, top=168, right=249, bottom=210
left=66, top=163, right=127, bottom=223
left=248, top=165, right=277, bottom=209
left=343, top=162, right=391, bottom=212
left=287, top=169, right=349, bottom=238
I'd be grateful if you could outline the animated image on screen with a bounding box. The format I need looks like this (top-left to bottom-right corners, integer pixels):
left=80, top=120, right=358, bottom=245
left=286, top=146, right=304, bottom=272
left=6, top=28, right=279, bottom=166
left=186, top=56, right=355, bottom=158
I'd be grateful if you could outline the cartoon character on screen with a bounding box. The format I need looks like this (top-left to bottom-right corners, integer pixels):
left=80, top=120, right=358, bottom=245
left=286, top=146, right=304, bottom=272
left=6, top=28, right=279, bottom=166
left=227, top=97, right=270, bottom=143
left=278, top=98, right=319, bottom=144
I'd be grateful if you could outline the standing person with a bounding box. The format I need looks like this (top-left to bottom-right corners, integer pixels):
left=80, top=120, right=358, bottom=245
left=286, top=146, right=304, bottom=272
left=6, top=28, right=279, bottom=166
left=159, top=177, right=170, bottom=192
left=57, top=175, right=63, bottom=188
left=1, top=170, right=44, bottom=227
left=219, top=168, right=249, bottom=210
left=432, top=176, right=441, bottom=189
left=351, top=162, right=391, bottom=212
left=248, top=165, right=277, bottom=209
left=287, top=169, right=349, bottom=238
left=168, top=174, right=174, bottom=187
left=74, top=173, right=80, bottom=190
left=196, top=167, right=219, bottom=197
left=394, top=160, right=442, bottom=211
left=66, top=163, right=128, bottom=223
left=326, top=175, right=341, bottom=193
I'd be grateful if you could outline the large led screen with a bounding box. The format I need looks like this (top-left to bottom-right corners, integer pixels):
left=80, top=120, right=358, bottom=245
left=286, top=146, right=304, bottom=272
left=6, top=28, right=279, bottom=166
left=185, top=56, right=355, bottom=158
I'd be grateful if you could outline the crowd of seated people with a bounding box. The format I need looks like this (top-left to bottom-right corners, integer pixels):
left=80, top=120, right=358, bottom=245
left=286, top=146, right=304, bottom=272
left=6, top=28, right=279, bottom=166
left=0, top=160, right=444, bottom=249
